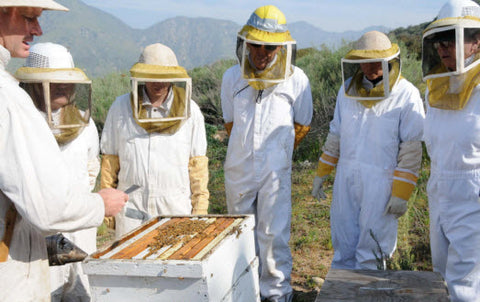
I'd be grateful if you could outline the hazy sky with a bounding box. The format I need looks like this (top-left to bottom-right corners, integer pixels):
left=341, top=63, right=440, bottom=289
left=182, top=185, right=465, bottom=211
left=81, top=0, right=444, bottom=32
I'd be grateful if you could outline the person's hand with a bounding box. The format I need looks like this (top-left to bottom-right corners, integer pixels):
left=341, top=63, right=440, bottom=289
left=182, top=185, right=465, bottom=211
left=384, top=196, right=407, bottom=218
left=312, top=175, right=327, bottom=201
left=98, top=188, right=128, bottom=217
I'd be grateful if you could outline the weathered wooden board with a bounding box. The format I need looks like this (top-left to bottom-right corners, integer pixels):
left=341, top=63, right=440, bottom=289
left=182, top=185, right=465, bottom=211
left=315, top=269, right=449, bottom=302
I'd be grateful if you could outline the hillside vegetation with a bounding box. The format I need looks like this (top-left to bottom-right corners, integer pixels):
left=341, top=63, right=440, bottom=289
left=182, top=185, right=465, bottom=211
left=91, top=31, right=432, bottom=300
left=7, top=0, right=391, bottom=77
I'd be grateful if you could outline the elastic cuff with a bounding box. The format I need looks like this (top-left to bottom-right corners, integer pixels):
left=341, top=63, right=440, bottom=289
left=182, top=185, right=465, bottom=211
left=316, top=153, right=338, bottom=177
left=392, top=179, right=415, bottom=201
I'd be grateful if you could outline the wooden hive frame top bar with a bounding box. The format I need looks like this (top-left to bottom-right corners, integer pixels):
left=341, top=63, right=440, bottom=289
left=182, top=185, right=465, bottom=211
left=91, top=216, right=243, bottom=261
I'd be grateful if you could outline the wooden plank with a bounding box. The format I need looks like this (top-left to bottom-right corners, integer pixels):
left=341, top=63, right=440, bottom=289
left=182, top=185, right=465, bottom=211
left=168, top=218, right=219, bottom=260
left=180, top=218, right=233, bottom=260
left=315, top=269, right=449, bottom=302
left=191, top=218, right=241, bottom=260
left=110, top=217, right=188, bottom=259
left=92, top=216, right=163, bottom=259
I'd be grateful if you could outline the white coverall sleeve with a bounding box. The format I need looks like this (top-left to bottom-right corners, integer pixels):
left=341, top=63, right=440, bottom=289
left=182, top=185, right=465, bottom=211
left=221, top=69, right=235, bottom=125
left=313, top=86, right=343, bottom=179
left=100, top=98, right=122, bottom=190
left=292, top=69, right=313, bottom=148
left=329, top=87, right=343, bottom=138
left=392, top=84, right=425, bottom=201
left=100, top=98, right=121, bottom=157
left=188, top=102, right=209, bottom=214
left=292, top=69, right=313, bottom=127
left=86, top=118, right=100, bottom=191
left=0, top=91, right=104, bottom=235
left=189, top=101, right=207, bottom=157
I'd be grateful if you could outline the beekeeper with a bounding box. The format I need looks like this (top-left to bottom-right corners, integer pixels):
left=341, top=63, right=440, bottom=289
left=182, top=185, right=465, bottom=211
left=311, top=31, right=425, bottom=270
left=422, top=0, right=480, bottom=300
left=221, top=5, right=313, bottom=302
left=16, top=42, right=100, bottom=301
left=101, top=43, right=209, bottom=238
left=0, top=1, right=127, bottom=301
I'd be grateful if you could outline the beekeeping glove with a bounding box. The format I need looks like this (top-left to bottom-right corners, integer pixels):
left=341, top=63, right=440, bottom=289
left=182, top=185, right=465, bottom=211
left=312, top=175, right=328, bottom=201
left=391, top=141, right=422, bottom=201
left=100, top=154, right=120, bottom=189
left=189, top=156, right=209, bottom=215
left=312, top=132, right=340, bottom=201
left=224, top=122, right=233, bottom=137
left=386, top=141, right=422, bottom=219
left=388, top=141, right=422, bottom=215
left=294, top=122, right=311, bottom=149
left=384, top=196, right=408, bottom=218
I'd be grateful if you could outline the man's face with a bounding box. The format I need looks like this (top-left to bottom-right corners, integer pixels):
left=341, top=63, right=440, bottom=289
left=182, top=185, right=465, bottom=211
left=434, top=35, right=480, bottom=71
left=247, top=43, right=282, bottom=71
left=464, top=35, right=480, bottom=60
left=435, top=40, right=457, bottom=70
left=360, top=62, right=383, bottom=81
left=0, top=7, right=43, bottom=58
left=145, top=81, right=171, bottom=101
left=50, top=83, right=74, bottom=111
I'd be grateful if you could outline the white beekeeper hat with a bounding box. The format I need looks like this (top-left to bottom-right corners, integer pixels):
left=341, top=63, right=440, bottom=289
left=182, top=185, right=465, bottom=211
left=138, top=43, right=179, bottom=66
left=27, top=42, right=74, bottom=68
left=0, top=0, right=68, bottom=11
left=15, top=42, right=89, bottom=82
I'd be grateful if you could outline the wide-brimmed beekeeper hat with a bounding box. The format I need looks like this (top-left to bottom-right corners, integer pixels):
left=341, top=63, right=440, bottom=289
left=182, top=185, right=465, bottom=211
left=0, top=0, right=68, bottom=11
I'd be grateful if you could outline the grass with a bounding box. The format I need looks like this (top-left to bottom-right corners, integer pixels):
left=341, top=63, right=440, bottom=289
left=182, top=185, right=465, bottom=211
left=96, top=128, right=432, bottom=302
left=202, top=130, right=432, bottom=301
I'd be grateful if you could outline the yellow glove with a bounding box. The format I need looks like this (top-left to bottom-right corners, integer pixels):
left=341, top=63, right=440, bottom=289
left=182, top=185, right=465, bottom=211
left=100, top=154, right=120, bottom=229
left=102, top=217, right=116, bottom=229
left=100, top=154, right=120, bottom=189
left=294, top=122, right=311, bottom=149
left=391, top=170, right=418, bottom=201
left=392, top=141, right=421, bottom=201
left=189, top=156, right=209, bottom=215
left=224, top=122, right=233, bottom=137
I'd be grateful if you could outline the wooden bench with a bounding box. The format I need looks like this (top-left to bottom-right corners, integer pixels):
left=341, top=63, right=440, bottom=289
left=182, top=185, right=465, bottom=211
left=315, top=269, right=449, bottom=301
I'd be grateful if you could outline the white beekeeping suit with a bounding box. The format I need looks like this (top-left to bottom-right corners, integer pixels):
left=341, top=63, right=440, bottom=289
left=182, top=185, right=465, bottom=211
left=101, top=43, right=209, bottom=238
left=422, top=0, right=480, bottom=300
left=16, top=42, right=100, bottom=302
left=221, top=5, right=313, bottom=302
left=312, top=31, right=425, bottom=269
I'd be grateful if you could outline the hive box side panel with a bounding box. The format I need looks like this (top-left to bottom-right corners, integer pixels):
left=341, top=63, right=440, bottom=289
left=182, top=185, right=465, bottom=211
left=220, top=257, right=260, bottom=302
left=88, top=275, right=209, bottom=302
left=82, top=259, right=204, bottom=278
left=203, top=215, right=260, bottom=301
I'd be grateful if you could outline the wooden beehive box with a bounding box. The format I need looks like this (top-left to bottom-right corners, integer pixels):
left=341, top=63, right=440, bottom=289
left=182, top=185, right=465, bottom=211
left=83, top=215, right=259, bottom=302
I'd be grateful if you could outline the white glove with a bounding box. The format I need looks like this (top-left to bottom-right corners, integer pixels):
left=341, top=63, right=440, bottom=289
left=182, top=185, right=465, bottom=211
left=312, top=175, right=327, bottom=201
left=384, top=196, right=408, bottom=218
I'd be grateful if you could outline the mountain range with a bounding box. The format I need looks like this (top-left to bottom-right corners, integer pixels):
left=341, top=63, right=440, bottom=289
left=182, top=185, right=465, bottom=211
left=8, top=0, right=390, bottom=77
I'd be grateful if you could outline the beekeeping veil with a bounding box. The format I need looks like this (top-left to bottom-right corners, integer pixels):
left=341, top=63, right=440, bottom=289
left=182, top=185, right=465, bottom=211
left=15, top=42, right=91, bottom=145
left=422, top=0, right=480, bottom=110
left=129, top=43, right=191, bottom=134
left=341, top=31, right=402, bottom=108
left=236, top=5, right=296, bottom=90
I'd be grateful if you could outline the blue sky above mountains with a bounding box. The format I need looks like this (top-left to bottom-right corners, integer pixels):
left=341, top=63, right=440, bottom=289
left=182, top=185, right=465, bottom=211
left=82, top=0, right=441, bottom=32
